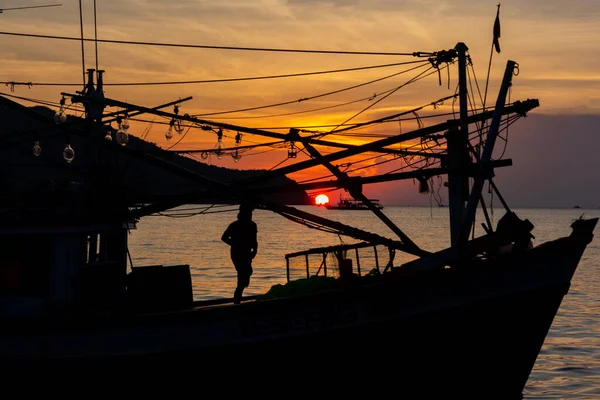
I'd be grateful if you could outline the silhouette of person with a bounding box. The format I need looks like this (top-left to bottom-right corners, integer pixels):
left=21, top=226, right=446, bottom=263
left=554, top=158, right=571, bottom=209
left=221, top=203, right=258, bottom=304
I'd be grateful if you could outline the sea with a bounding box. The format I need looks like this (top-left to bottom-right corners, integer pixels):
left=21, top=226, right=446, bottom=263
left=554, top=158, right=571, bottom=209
left=128, top=205, right=599, bottom=399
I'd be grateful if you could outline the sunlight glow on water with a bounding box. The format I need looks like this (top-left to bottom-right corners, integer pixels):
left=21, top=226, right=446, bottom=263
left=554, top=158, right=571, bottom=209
left=128, top=206, right=600, bottom=398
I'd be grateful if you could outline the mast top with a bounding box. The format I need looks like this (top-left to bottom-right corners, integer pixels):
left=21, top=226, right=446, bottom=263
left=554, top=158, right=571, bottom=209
left=455, top=42, right=469, bottom=52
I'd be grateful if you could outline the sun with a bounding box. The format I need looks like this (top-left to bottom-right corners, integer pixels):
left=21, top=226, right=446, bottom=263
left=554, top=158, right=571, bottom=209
left=315, top=194, right=330, bottom=206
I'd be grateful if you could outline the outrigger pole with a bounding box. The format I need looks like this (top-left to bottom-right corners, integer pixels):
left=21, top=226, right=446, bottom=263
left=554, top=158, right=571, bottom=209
left=296, top=131, right=423, bottom=256
left=247, top=159, right=512, bottom=194
left=230, top=101, right=537, bottom=188
left=458, top=60, right=517, bottom=245
left=61, top=90, right=436, bottom=159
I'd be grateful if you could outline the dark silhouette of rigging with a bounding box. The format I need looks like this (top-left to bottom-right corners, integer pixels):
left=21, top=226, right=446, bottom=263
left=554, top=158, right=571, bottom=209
left=0, top=3, right=61, bottom=13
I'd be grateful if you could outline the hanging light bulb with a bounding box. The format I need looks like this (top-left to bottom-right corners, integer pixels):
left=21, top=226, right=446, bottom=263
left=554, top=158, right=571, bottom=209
left=215, top=139, right=224, bottom=159
left=104, top=131, right=113, bottom=141
left=174, top=119, right=184, bottom=134
left=120, top=114, right=130, bottom=131
left=63, top=144, right=75, bottom=163
left=232, top=149, right=241, bottom=163
left=214, top=128, right=224, bottom=159
left=288, top=141, right=297, bottom=158
left=173, top=104, right=185, bottom=134
left=54, top=97, right=67, bottom=124
left=32, top=141, right=42, bottom=156
left=232, top=131, right=242, bottom=162
left=116, top=129, right=129, bottom=146
left=165, top=119, right=174, bottom=141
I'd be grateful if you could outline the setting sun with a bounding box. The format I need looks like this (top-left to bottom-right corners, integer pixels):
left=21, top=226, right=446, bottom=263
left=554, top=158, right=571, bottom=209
left=315, top=194, right=330, bottom=206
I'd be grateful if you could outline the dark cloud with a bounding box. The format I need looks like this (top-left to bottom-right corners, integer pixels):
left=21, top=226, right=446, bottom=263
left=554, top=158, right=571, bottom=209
left=492, top=113, right=600, bottom=208
left=373, top=113, right=600, bottom=208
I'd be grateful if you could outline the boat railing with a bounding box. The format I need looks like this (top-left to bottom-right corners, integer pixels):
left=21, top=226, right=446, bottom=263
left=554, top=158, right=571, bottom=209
left=284, top=241, right=397, bottom=282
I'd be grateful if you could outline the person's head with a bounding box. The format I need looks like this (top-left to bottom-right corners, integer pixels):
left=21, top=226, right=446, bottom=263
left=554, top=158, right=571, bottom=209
left=238, top=203, right=254, bottom=220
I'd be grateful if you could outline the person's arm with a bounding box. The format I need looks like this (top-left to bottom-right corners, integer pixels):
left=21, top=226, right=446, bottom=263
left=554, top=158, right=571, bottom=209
left=250, top=223, right=258, bottom=258
left=221, top=225, right=232, bottom=246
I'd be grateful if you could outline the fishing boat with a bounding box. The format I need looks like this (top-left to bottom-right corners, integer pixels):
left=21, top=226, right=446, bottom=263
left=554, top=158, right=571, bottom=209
left=325, top=195, right=384, bottom=210
left=0, top=40, right=597, bottom=396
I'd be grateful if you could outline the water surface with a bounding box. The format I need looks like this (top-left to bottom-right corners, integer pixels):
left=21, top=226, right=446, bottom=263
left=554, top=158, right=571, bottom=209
left=129, top=205, right=600, bottom=398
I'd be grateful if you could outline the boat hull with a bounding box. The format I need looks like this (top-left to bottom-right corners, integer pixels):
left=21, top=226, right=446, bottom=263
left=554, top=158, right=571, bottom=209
left=1, top=225, right=593, bottom=395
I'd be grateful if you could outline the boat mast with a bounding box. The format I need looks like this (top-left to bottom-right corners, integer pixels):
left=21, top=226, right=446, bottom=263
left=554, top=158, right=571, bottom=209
left=447, top=42, right=471, bottom=247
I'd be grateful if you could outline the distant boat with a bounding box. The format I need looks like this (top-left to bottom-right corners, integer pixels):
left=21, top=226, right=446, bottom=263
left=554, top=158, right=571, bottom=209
left=325, top=195, right=383, bottom=210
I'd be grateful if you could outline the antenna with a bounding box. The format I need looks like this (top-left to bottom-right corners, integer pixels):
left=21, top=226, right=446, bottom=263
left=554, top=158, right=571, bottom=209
left=0, top=3, right=62, bottom=13
left=94, top=0, right=99, bottom=72
left=79, top=0, right=85, bottom=88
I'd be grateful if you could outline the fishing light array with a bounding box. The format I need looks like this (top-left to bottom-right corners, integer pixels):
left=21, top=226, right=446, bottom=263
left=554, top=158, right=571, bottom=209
left=40, top=84, right=255, bottom=165
left=196, top=126, right=249, bottom=162
left=32, top=98, right=76, bottom=162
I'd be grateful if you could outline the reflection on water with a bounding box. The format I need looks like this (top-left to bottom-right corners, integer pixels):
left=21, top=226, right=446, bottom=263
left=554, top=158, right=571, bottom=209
left=129, top=206, right=600, bottom=399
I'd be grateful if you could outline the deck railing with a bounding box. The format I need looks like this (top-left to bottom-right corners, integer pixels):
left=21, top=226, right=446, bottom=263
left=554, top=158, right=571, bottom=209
left=284, top=241, right=398, bottom=282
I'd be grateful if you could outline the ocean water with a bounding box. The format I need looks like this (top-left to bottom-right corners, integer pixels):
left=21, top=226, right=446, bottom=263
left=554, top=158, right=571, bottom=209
left=128, top=205, right=600, bottom=399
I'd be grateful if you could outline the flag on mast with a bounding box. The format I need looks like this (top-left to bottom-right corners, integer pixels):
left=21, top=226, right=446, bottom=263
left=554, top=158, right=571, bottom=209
left=493, top=4, right=501, bottom=53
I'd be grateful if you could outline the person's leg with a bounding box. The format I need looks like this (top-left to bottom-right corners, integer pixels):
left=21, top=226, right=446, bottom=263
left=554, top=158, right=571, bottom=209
left=233, top=285, right=243, bottom=304
left=233, top=258, right=252, bottom=304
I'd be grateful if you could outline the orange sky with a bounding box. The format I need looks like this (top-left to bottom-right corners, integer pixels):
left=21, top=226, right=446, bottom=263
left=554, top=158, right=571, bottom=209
left=1, top=1, right=599, bottom=207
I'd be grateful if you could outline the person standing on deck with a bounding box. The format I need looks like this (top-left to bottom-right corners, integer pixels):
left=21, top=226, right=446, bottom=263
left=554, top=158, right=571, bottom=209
left=221, top=203, right=258, bottom=304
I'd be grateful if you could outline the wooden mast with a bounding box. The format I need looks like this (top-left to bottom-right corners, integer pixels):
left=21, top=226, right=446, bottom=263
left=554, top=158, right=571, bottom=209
left=447, top=42, right=471, bottom=247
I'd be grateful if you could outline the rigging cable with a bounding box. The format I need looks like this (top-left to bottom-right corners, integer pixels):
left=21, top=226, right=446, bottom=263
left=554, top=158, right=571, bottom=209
left=207, top=83, right=455, bottom=124
left=0, top=90, right=82, bottom=110
left=140, top=116, right=156, bottom=141
left=325, top=66, right=437, bottom=135
left=3, top=61, right=428, bottom=89
left=268, top=157, right=291, bottom=171
left=93, top=0, right=99, bottom=72
left=0, top=4, right=62, bottom=12
left=466, top=65, right=486, bottom=158
left=0, top=61, right=426, bottom=89
left=193, top=61, right=430, bottom=117
left=323, top=64, right=454, bottom=136
left=0, top=31, right=432, bottom=56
